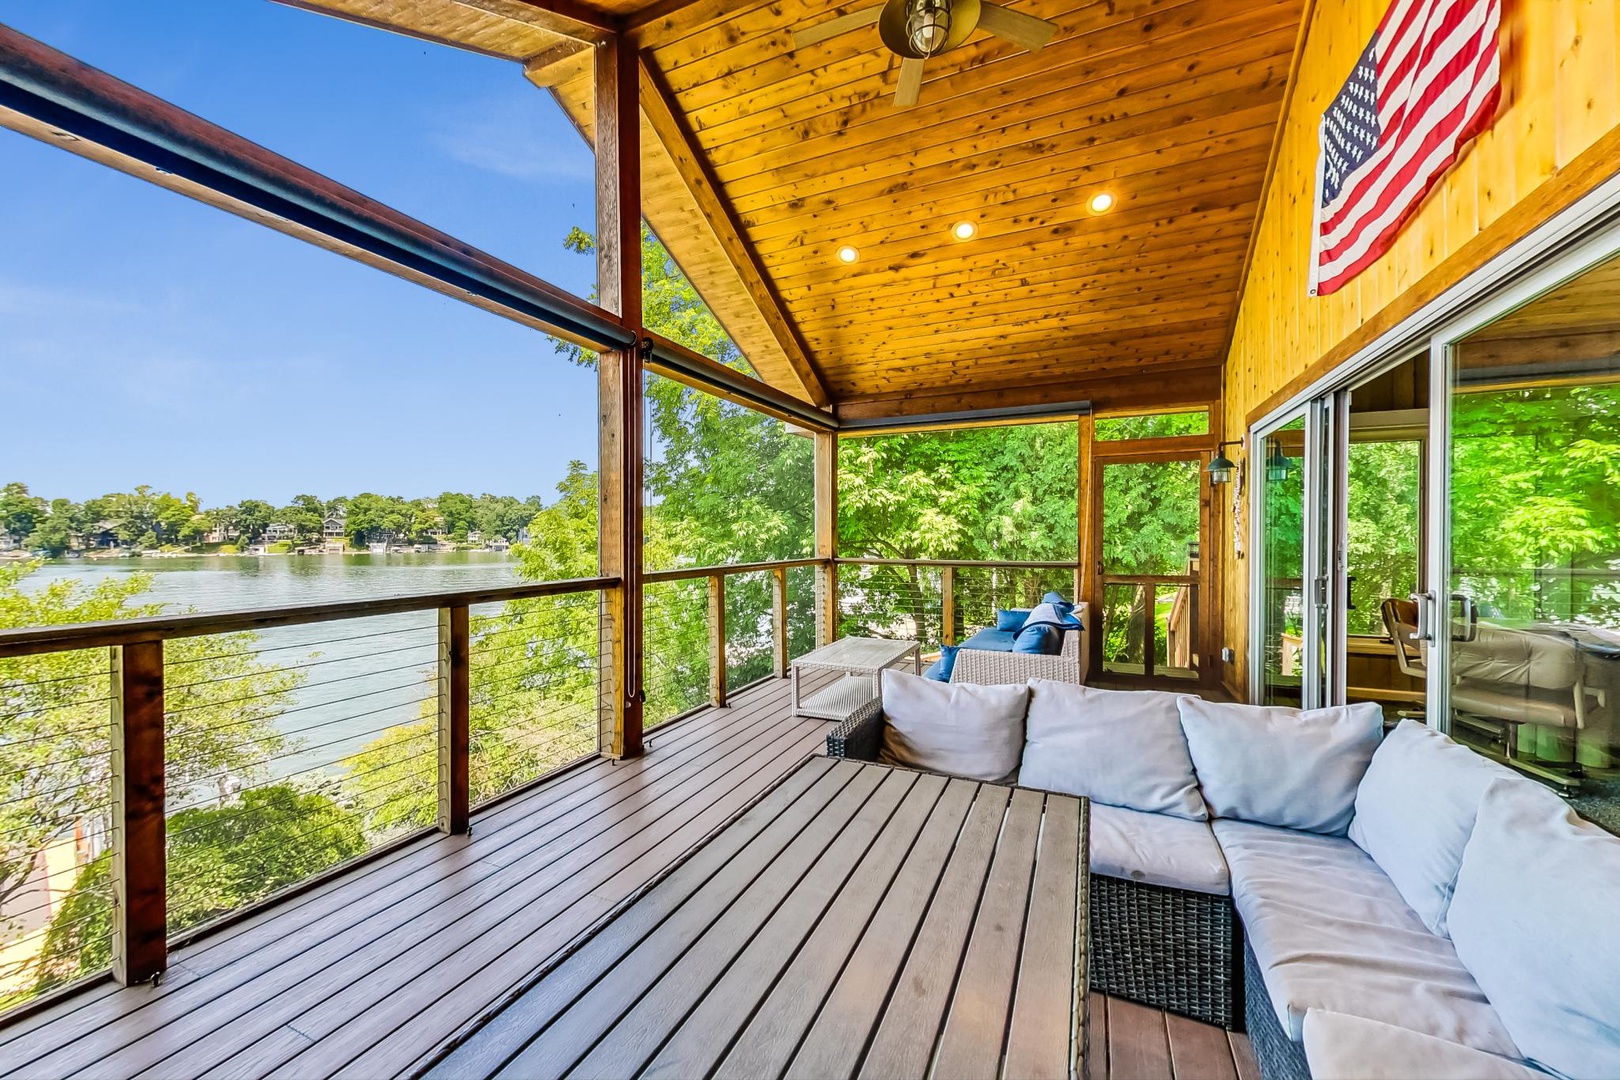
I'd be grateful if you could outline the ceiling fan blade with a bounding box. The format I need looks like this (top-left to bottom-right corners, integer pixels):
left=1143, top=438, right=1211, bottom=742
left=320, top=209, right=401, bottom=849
left=895, top=56, right=925, bottom=107
left=793, top=6, right=883, bottom=49
left=977, top=3, right=1057, bottom=49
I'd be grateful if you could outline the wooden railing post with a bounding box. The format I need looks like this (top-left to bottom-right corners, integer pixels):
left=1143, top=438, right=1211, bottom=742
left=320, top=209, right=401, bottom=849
left=772, top=566, right=790, bottom=678
left=815, top=430, right=839, bottom=646
left=110, top=640, right=166, bottom=986
left=708, top=572, right=727, bottom=707
left=437, top=604, right=470, bottom=835
left=941, top=565, right=956, bottom=646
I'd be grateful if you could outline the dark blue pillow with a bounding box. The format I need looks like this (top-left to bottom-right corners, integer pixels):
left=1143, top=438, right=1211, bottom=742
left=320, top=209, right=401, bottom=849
left=1012, top=623, right=1061, bottom=655
left=995, top=608, right=1031, bottom=633
left=922, top=644, right=960, bottom=681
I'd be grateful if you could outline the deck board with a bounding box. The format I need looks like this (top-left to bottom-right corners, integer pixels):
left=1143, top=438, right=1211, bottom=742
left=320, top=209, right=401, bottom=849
left=0, top=675, right=833, bottom=1080
left=1, top=671, right=1259, bottom=1080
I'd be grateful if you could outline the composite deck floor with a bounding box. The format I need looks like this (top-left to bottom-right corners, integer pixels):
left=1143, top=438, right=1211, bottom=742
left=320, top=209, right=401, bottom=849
left=0, top=671, right=1257, bottom=1080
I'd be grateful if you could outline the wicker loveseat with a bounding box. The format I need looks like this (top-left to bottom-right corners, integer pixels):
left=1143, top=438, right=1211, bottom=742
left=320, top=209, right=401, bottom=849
left=828, top=682, right=1620, bottom=1079
left=947, top=600, right=1092, bottom=686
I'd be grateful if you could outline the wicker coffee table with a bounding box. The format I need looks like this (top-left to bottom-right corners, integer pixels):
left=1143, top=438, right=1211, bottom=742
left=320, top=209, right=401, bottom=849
left=791, top=636, right=920, bottom=720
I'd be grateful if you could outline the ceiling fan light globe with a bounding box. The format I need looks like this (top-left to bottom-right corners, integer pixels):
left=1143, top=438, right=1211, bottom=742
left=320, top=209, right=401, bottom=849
left=906, top=0, right=952, bottom=56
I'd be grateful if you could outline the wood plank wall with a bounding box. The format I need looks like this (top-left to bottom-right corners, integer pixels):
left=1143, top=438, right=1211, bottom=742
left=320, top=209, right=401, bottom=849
left=1217, top=0, right=1620, bottom=697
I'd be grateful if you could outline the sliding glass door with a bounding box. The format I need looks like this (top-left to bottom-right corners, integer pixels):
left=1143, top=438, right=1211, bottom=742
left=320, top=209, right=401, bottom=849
left=1253, top=406, right=1332, bottom=708
left=1431, top=252, right=1620, bottom=804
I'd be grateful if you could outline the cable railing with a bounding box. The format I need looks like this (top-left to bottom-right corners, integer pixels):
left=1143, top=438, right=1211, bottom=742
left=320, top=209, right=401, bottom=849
left=0, top=576, right=613, bottom=1014
left=833, top=558, right=1082, bottom=655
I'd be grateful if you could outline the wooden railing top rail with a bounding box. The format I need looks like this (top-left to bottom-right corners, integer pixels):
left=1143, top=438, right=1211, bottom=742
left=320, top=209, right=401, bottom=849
left=835, top=557, right=1081, bottom=570
left=0, top=576, right=618, bottom=658
left=643, top=557, right=824, bottom=584
left=1100, top=573, right=1200, bottom=586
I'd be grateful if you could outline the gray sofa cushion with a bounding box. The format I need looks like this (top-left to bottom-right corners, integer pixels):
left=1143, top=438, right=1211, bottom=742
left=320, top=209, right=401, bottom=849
left=877, top=668, right=1027, bottom=783
left=1303, top=1010, right=1547, bottom=1080
left=1017, top=682, right=1205, bottom=819
left=1089, top=803, right=1228, bottom=895
left=1348, top=719, right=1518, bottom=936
left=1447, top=778, right=1620, bottom=1080
left=1179, top=699, right=1383, bottom=834
left=1215, top=818, right=1518, bottom=1057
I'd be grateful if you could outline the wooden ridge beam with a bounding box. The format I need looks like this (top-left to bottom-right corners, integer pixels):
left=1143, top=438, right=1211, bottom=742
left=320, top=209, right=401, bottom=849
left=837, top=367, right=1225, bottom=422
left=450, top=0, right=618, bottom=43
left=637, top=54, right=831, bottom=408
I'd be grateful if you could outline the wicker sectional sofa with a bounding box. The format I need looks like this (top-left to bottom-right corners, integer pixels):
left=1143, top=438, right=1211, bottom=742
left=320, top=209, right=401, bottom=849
left=828, top=680, right=1620, bottom=1079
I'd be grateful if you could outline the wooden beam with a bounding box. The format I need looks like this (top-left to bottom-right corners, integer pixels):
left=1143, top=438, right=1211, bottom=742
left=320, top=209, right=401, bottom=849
left=522, top=40, right=591, bottom=89
left=772, top=566, right=790, bottom=678
left=941, top=565, right=956, bottom=647
left=836, top=368, right=1226, bottom=423
left=708, top=572, right=727, bottom=707
left=437, top=604, right=471, bottom=835
left=595, top=31, right=644, bottom=760
left=637, top=55, right=832, bottom=408
left=111, top=641, right=166, bottom=987
left=450, top=0, right=617, bottom=43
left=815, top=431, right=839, bottom=646
left=1077, top=414, right=1096, bottom=609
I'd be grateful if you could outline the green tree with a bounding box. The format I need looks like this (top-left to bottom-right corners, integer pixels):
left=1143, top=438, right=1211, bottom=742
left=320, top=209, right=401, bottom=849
left=0, top=482, right=46, bottom=543
left=1, top=561, right=304, bottom=992
left=25, top=499, right=81, bottom=557
left=32, top=787, right=364, bottom=994
left=235, top=499, right=275, bottom=544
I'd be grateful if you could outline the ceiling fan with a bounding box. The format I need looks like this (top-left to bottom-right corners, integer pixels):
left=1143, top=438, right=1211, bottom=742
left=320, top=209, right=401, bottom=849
left=793, top=0, right=1057, bottom=107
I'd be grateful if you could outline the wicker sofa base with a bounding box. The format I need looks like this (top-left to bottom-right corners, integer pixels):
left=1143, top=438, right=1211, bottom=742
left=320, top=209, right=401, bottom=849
left=1090, top=874, right=1242, bottom=1030
left=1243, top=941, right=1311, bottom=1080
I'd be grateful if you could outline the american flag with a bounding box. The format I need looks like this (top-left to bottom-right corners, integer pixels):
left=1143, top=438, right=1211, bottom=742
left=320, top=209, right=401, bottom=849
left=1310, top=0, right=1501, bottom=296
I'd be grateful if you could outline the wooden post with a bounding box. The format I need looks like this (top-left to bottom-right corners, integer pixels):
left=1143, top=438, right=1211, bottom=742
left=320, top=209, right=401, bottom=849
left=1077, top=413, right=1096, bottom=606
left=708, top=572, right=727, bottom=707
left=595, top=29, right=644, bottom=759
left=437, top=604, right=470, bottom=835
left=110, top=641, right=165, bottom=986
left=941, top=565, right=956, bottom=646
left=815, top=430, right=838, bottom=646
left=772, top=565, right=790, bottom=678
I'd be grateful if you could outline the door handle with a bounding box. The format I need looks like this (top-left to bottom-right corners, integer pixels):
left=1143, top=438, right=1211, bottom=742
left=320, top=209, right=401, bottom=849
left=1409, top=591, right=1436, bottom=643
left=1451, top=593, right=1479, bottom=642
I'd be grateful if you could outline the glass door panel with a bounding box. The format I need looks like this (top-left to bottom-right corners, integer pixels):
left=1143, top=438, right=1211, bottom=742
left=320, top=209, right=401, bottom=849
left=1443, top=252, right=1620, bottom=810
left=1098, top=457, right=1202, bottom=681
left=1258, top=417, right=1306, bottom=705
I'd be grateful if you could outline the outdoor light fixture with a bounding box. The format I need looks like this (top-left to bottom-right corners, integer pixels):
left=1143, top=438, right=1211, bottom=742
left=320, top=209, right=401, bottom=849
left=837, top=245, right=860, bottom=264
left=951, top=220, right=977, bottom=240
left=1265, top=441, right=1297, bottom=482
left=906, top=0, right=953, bottom=56
left=1088, top=192, right=1115, bottom=214
left=1207, top=440, right=1242, bottom=485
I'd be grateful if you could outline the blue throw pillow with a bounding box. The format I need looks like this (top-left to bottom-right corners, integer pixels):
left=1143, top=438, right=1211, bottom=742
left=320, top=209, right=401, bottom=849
left=995, top=608, right=1031, bottom=633
left=1013, top=623, right=1061, bottom=655
left=1023, top=601, right=1082, bottom=632
left=922, top=644, right=960, bottom=681
left=1042, top=591, right=1068, bottom=606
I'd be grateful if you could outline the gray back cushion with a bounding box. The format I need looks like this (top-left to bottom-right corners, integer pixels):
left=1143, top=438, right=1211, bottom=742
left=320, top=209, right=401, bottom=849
left=1178, top=698, right=1383, bottom=834
left=878, top=669, right=1028, bottom=783
left=1017, top=681, right=1205, bottom=819
left=1447, top=778, right=1620, bottom=1080
left=1348, top=719, right=1518, bottom=936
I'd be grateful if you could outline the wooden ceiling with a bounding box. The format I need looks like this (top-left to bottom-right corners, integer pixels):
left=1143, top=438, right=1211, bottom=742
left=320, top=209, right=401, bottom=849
left=291, top=0, right=1307, bottom=417
left=1457, top=254, right=1620, bottom=380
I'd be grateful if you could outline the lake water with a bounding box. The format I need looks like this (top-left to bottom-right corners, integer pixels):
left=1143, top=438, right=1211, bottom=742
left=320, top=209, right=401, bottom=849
left=26, top=552, right=523, bottom=781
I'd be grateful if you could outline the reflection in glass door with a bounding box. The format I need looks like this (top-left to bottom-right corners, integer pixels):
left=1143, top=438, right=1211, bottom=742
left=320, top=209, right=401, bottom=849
left=1256, top=417, right=1306, bottom=705
left=1439, top=253, right=1620, bottom=807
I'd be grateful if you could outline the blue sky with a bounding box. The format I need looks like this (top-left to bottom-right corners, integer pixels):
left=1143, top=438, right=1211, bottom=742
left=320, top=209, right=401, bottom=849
left=0, top=1, right=603, bottom=508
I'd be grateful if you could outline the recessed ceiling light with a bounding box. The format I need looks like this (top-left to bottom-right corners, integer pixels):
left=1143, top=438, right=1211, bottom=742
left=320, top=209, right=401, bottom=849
left=837, top=245, right=860, bottom=264
left=1088, top=192, right=1116, bottom=214
left=951, top=220, right=977, bottom=241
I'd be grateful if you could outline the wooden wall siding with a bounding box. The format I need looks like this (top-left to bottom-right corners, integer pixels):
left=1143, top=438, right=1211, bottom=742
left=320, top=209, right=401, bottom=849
left=1218, top=0, right=1620, bottom=698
